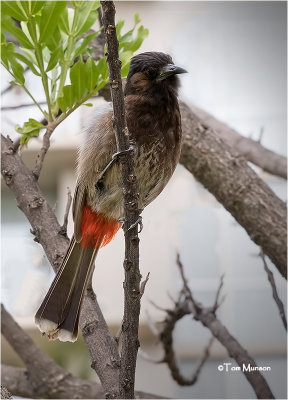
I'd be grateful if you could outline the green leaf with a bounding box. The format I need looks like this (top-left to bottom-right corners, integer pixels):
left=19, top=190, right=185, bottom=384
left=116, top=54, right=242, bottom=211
left=20, top=2, right=31, bottom=16
left=58, top=7, right=69, bottom=35
left=1, top=42, right=25, bottom=84
left=16, top=118, right=45, bottom=144
left=21, top=48, right=38, bottom=65
left=1, top=1, right=28, bottom=21
left=1, top=15, right=34, bottom=49
left=121, top=26, right=149, bottom=53
left=83, top=103, right=93, bottom=107
left=134, top=12, right=141, bottom=26
left=116, top=19, right=125, bottom=37
left=45, top=27, right=62, bottom=52
left=70, top=59, right=86, bottom=101
left=83, top=57, right=99, bottom=92
left=97, top=56, right=108, bottom=80
left=119, top=50, right=134, bottom=78
left=46, top=47, right=63, bottom=72
left=74, top=1, right=99, bottom=36
left=72, top=31, right=97, bottom=59
left=39, top=1, right=67, bottom=43
left=30, top=1, right=45, bottom=15
left=14, top=52, right=41, bottom=76
left=58, top=85, right=76, bottom=113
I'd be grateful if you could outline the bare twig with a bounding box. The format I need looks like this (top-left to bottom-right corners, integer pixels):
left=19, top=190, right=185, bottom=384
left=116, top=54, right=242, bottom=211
left=1, top=101, right=47, bottom=110
left=212, top=274, right=225, bottom=312
left=260, top=250, right=287, bottom=330
left=140, top=272, right=150, bottom=297
left=170, top=255, right=275, bottom=399
left=32, top=124, right=56, bottom=179
left=60, top=187, right=72, bottom=236
left=158, top=285, right=214, bottom=386
left=101, top=2, right=141, bottom=398
left=1, top=309, right=162, bottom=400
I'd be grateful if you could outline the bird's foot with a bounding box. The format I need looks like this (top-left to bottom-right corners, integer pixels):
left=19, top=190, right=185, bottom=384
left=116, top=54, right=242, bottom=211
left=95, top=147, right=135, bottom=192
left=118, top=211, right=144, bottom=233
left=128, top=216, right=143, bottom=233
left=112, top=146, right=134, bottom=161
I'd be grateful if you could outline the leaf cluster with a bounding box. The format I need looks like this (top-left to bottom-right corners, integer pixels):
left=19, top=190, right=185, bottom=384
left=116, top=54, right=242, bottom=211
left=1, top=1, right=148, bottom=144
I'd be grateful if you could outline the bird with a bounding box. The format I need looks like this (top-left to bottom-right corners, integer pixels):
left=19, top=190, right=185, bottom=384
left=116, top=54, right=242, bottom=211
left=35, top=52, right=187, bottom=342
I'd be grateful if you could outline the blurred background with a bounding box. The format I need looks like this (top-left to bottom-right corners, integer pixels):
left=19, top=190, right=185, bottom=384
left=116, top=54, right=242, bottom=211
left=1, top=1, right=287, bottom=399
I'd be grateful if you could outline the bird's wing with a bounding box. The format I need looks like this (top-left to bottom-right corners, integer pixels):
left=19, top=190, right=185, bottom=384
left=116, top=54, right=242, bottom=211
left=72, top=183, right=87, bottom=242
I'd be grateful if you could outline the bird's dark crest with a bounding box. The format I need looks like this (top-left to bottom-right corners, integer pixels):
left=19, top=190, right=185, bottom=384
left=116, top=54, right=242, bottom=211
left=127, top=52, right=173, bottom=81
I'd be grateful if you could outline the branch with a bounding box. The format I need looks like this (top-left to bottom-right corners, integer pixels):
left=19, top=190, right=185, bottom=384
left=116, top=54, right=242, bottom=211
left=1, top=365, right=102, bottom=399
left=189, top=104, right=287, bottom=179
left=165, top=255, right=275, bottom=399
left=101, top=2, right=141, bottom=398
left=1, top=304, right=103, bottom=398
left=1, top=308, right=163, bottom=399
left=179, top=102, right=287, bottom=278
left=1, top=101, right=47, bottom=111
left=32, top=123, right=57, bottom=179
left=60, top=187, right=72, bottom=236
left=260, top=251, right=287, bottom=330
left=1, top=135, right=121, bottom=398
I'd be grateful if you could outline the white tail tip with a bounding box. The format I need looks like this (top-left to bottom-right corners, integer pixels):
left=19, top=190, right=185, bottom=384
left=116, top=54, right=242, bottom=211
left=35, top=318, right=77, bottom=342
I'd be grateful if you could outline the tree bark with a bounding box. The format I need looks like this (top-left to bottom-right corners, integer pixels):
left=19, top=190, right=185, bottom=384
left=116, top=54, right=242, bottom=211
left=179, top=102, right=287, bottom=278
left=188, top=103, right=287, bottom=179
left=1, top=135, right=121, bottom=398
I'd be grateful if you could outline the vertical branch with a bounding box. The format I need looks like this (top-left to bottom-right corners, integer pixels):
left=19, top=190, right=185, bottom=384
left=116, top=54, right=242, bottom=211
left=101, top=1, right=141, bottom=398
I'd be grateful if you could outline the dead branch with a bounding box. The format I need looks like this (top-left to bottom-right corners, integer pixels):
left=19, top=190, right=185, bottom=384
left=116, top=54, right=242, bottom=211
left=189, top=104, right=287, bottom=179
left=158, top=257, right=215, bottom=386
left=163, top=255, right=275, bottom=399
left=260, top=250, right=287, bottom=330
left=101, top=1, right=142, bottom=398
left=1, top=135, right=121, bottom=398
left=180, top=101, right=287, bottom=279
left=1, top=304, right=103, bottom=398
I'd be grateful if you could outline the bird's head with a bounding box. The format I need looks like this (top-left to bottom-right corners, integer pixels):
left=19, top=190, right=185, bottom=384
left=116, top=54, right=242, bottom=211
left=124, top=52, right=187, bottom=96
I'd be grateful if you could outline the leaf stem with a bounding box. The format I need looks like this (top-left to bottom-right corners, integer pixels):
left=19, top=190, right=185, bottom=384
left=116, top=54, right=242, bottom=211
left=27, top=16, right=53, bottom=121
left=57, top=6, right=80, bottom=99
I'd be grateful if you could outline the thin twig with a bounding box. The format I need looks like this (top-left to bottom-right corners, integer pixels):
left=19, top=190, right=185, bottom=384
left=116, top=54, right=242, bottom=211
left=140, top=272, right=150, bottom=297
left=172, top=254, right=274, bottom=399
left=101, top=2, right=141, bottom=398
left=32, top=123, right=56, bottom=179
left=212, top=274, right=224, bottom=312
left=60, top=187, right=72, bottom=236
left=260, top=250, right=287, bottom=330
left=1, top=101, right=47, bottom=110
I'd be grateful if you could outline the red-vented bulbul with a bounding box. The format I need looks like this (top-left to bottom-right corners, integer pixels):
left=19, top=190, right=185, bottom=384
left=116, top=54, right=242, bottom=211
left=35, top=52, right=187, bottom=342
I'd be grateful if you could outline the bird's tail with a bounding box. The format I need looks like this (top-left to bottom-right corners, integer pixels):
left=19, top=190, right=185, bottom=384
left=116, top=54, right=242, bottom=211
left=35, top=206, right=121, bottom=342
left=35, top=236, right=98, bottom=342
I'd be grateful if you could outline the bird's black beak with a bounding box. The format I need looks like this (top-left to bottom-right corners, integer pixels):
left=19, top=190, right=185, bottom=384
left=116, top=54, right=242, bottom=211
left=156, top=63, right=187, bottom=82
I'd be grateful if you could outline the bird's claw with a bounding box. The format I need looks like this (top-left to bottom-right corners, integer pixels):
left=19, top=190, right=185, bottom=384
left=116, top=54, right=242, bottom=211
left=112, top=146, right=134, bottom=160
left=128, top=216, right=143, bottom=233
left=118, top=215, right=143, bottom=233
